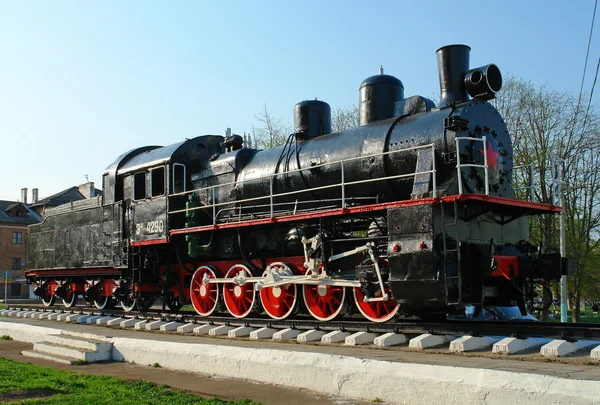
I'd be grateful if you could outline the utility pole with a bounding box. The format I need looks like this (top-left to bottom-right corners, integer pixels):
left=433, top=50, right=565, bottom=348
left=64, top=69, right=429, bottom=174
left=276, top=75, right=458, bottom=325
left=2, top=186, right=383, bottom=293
left=552, top=158, right=568, bottom=323
left=3, top=270, right=8, bottom=305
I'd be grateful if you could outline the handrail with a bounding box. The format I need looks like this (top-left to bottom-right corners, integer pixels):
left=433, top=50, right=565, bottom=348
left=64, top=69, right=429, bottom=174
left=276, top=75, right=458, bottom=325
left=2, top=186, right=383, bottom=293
left=167, top=142, right=439, bottom=223
left=455, top=136, right=489, bottom=195
left=513, top=164, right=535, bottom=201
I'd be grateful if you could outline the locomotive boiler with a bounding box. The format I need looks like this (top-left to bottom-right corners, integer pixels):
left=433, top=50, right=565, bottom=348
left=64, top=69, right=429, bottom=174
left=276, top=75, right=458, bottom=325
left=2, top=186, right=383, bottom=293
left=26, top=45, right=564, bottom=322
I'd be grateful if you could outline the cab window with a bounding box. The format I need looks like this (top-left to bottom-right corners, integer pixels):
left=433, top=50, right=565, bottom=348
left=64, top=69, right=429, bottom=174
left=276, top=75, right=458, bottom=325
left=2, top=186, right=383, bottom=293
left=134, top=172, right=146, bottom=200
left=151, top=167, right=165, bottom=197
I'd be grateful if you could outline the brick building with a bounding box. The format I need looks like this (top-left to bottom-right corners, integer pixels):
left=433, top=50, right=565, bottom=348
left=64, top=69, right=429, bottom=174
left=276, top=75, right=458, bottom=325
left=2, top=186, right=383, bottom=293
left=0, top=190, right=42, bottom=299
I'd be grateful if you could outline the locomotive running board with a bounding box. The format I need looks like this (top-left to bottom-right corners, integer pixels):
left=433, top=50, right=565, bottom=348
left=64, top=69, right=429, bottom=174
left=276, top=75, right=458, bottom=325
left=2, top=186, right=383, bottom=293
left=169, top=194, right=560, bottom=237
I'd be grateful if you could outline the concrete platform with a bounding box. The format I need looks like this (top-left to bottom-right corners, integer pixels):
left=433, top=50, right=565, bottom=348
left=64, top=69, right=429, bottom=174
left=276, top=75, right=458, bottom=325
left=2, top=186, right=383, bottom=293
left=449, top=335, right=503, bottom=352
left=208, top=325, right=234, bottom=336
left=374, top=332, right=407, bottom=347
left=193, top=324, right=213, bottom=334
left=345, top=331, right=376, bottom=346
left=107, top=317, right=125, bottom=326
left=1, top=316, right=599, bottom=405
left=409, top=333, right=453, bottom=350
left=228, top=326, right=254, bottom=338
left=249, top=327, right=276, bottom=340
left=119, top=318, right=139, bottom=328
left=145, top=321, right=168, bottom=331
left=85, top=316, right=104, bottom=324
left=297, top=329, right=325, bottom=343
left=492, top=337, right=552, bottom=354
left=591, top=344, right=600, bottom=360
left=96, top=317, right=117, bottom=325
left=160, top=322, right=184, bottom=332
left=272, top=328, right=300, bottom=340
left=176, top=323, right=195, bottom=333
left=321, top=330, right=350, bottom=344
left=75, top=315, right=94, bottom=324
left=541, top=339, right=600, bottom=357
left=133, top=320, right=148, bottom=329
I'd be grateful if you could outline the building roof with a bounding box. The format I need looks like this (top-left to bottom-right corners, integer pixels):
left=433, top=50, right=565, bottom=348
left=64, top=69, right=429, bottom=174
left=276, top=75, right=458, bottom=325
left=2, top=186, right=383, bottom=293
left=28, top=186, right=102, bottom=209
left=0, top=200, right=42, bottom=225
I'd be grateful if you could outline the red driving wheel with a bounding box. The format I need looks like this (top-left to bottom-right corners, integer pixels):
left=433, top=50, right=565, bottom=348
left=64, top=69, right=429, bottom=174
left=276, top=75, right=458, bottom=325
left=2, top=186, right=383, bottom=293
left=303, top=271, right=346, bottom=321
left=353, top=259, right=399, bottom=323
left=259, top=262, right=297, bottom=320
left=190, top=265, right=220, bottom=316
left=223, top=264, right=256, bottom=318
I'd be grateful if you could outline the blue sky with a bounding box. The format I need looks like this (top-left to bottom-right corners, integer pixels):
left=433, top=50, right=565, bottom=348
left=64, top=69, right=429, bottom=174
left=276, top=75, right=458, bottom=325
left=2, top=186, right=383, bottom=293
left=0, top=1, right=597, bottom=201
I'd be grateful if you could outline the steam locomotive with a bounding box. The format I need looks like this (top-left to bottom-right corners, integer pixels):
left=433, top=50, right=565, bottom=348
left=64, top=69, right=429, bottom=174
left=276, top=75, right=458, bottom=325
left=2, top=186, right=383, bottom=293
left=26, top=45, right=564, bottom=322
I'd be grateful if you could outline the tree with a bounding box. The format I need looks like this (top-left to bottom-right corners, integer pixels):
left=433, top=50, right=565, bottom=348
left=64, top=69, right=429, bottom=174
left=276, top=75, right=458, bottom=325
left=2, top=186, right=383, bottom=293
left=251, top=104, right=291, bottom=149
left=331, top=105, right=360, bottom=132
left=493, top=76, right=600, bottom=321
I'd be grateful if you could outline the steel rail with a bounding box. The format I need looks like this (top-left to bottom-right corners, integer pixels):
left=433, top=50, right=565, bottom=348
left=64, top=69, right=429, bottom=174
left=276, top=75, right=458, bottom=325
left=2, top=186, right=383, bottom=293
left=7, top=305, right=600, bottom=341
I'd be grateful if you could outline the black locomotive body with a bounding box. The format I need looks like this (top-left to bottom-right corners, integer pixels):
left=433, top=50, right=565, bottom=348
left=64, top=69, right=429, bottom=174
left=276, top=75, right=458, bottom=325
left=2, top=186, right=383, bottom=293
left=26, top=45, right=563, bottom=322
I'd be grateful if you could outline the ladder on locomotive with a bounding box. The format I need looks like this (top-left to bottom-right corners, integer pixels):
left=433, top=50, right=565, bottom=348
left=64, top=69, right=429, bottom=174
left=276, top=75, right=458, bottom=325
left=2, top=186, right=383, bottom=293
left=440, top=199, right=466, bottom=305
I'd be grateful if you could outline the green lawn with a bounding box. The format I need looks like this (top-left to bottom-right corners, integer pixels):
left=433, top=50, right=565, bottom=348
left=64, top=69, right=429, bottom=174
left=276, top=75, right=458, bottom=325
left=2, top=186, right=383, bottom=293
left=546, top=308, right=600, bottom=323
left=0, top=357, right=260, bottom=405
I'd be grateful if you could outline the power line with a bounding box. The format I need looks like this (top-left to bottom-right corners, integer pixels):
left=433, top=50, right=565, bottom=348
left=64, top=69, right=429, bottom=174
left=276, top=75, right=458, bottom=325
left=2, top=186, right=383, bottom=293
left=577, top=0, right=598, bottom=112
left=582, top=56, right=600, bottom=130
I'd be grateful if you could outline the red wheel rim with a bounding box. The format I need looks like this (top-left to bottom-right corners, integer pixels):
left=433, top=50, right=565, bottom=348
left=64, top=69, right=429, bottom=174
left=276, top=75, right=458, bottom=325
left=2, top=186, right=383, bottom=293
left=190, top=266, right=220, bottom=316
left=353, top=259, right=399, bottom=322
left=303, top=278, right=346, bottom=321
left=353, top=287, right=399, bottom=323
left=223, top=264, right=255, bottom=318
left=259, top=263, right=297, bottom=320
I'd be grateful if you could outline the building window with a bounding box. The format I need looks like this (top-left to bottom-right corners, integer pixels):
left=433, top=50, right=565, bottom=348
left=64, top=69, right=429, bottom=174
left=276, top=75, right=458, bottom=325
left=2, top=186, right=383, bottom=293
left=11, top=258, right=22, bottom=270
left=13, top=232, right=23, bottom=244
left=11, top=283, right=21, bottom=297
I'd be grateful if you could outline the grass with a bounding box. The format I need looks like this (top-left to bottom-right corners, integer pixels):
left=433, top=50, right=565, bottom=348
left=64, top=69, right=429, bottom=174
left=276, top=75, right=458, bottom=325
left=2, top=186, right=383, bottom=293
left=1, top=336, right=13, bottom=341
left=0, top=357, right=261, bottom=404
left=0, top=304, right=6, bottom=310
left=545, top=307, right=600, bottom=323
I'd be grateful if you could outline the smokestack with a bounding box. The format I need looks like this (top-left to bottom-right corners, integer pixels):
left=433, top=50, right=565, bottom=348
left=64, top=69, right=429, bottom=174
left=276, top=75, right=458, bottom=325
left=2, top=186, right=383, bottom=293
left=436, top=44, right=471, bottom=108
left=20, top=188, right=27, bottom=204
left=32, top=188, right=39, bottom=204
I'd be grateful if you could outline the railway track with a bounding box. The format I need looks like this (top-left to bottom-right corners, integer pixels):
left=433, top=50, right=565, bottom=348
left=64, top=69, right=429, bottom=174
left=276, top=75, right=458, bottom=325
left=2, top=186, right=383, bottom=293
left=6, top=303, right=600, bottom=341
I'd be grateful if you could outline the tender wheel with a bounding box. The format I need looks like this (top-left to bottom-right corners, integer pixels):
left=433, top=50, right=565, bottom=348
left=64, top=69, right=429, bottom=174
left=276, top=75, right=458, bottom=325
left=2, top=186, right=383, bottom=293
left=165, top=294, right=184, bottom=311
left=223, top=264, right=256, bottom=318
left=62, top=286, right=78, bottom=308
left=120, top=297, right=137, bottom=312
left=39, top=280, right=57, bottom=307
left=41, top=295, right=56, bottom=307
left=259, top=262, right=297, bottom=320
left=190, top=266, right=220, bottom=316
left=352, top=259, right=399, bottom=323
left=93, top=295, right=115, bottom=310
left=138, top=296, right=155, bottom=311
left=93, top=279, right=116, bottom=310
left=303, top=272, right=346, bottom=321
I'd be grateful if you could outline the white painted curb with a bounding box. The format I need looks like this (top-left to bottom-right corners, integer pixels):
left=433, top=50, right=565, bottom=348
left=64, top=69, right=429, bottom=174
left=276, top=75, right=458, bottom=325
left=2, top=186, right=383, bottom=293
left=1, top=320, right=599, bottom=404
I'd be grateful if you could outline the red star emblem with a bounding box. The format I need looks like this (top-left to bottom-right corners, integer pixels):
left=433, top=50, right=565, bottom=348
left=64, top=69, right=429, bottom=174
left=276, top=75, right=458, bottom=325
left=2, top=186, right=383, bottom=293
left=479, top=140, right=500, bottom=172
